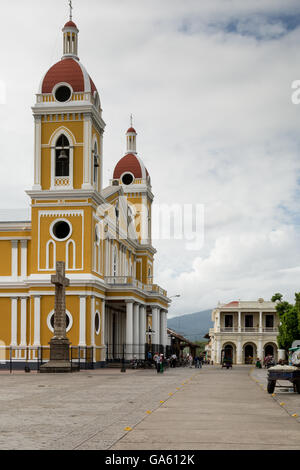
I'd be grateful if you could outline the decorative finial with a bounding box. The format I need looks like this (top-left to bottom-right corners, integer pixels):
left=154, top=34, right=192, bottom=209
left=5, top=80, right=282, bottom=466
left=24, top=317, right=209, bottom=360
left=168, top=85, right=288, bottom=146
left=69, top=0, right=73, bottom=21
left=130, top=114, right=133, bottom=128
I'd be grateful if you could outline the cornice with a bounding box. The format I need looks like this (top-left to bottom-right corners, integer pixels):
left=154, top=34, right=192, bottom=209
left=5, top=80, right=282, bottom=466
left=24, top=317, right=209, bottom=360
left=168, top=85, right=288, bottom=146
left=26, top=189, right=106, bottom=206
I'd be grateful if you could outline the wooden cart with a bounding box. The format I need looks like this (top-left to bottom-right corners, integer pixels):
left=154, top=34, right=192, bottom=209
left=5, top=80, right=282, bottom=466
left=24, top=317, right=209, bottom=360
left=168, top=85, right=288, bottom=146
left=267, top=368, right=300, bottom=394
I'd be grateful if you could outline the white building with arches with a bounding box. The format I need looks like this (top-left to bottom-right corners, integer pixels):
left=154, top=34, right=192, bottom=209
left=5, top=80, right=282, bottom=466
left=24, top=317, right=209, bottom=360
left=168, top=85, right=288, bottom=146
left=209, top=299, right=279, bottom=365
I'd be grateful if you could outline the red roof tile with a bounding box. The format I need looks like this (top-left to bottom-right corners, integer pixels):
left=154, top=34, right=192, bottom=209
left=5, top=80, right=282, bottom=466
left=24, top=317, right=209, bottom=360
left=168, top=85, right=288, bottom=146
left=224, top=301, right=239, bottom=307
left=64, top=21, right=78, bottom=28
left=113, top=154, right=143, bottom=179
left=41, top=58, right=97, bottom=94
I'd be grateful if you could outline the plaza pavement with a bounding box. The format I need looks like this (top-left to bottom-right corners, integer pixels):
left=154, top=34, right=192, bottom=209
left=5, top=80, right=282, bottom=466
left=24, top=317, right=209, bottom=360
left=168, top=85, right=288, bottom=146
left=1, top=365, right=300, bottom=450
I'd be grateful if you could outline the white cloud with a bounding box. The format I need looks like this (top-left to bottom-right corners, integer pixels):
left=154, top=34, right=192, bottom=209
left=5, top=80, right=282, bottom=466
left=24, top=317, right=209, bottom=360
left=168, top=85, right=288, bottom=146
left=1, top=0, right=300, bottom=317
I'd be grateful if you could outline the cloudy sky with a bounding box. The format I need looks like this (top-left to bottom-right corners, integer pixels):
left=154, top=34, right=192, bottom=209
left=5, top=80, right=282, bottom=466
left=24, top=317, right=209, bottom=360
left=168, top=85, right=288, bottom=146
left=1, top=0, right=300, bottom=317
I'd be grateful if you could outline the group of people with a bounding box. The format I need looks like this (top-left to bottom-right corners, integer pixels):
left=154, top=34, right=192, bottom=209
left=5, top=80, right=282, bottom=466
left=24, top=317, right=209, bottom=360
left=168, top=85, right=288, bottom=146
left=255, top=354, right=275, bottom=369
left=153, top=352, right=165, bottom=373
left=150, top=352, right=204, bottom=372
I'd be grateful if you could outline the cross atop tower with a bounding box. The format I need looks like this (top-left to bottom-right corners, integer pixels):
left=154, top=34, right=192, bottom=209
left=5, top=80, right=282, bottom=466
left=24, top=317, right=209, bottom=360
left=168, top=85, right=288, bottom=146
left=69, top=0, right=73, bottom=21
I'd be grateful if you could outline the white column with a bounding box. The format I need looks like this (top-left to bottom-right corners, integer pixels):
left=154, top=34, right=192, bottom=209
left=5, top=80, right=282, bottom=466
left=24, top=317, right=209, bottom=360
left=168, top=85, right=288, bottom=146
left=33, top=115, right=42, bottom=190
left=107, top=238, right=110, bottom=276
left=237, top=339, right=242, bottom=364
left=79, top=296, right=87, bottom=346
left=139, top=305, right=146, bottom=359
left=151, top=306, right=160, bottom=348
left=217, top=339, right=222, bottom=364
left=82, top=113, right=93, bottom=189
left=11, top=240, right=18, bottom=280
left=125, top=301, right=133, bottom=359
left=90, top=296, right=95, bottom=347
left=20, top=297, right=27, bottom=347
left=162, top=310, right=168, bottom=349
left=217, top=312, right=221, bottom=332
left=238, top=311, right=241, bottom=333
left=259, top=311, right=263, bottom=333
left=10, top=297, right=18, bottom=346
left=160, top=309, right=165, bottom=348
left=100, top=300, right=106, bottom=361
left=258, top=339, right=263, bottom=361
left=133, top=303, right=140, bottom=357
left=100, top=132, right=104, bottom=191
left=33, top=296, right=41, bottom=346
left=20, top=240, right=27, bottom=279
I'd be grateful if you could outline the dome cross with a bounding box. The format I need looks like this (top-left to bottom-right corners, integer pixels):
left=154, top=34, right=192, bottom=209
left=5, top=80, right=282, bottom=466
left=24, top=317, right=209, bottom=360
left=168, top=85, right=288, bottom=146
left=69, top=0, right=73, bottom=21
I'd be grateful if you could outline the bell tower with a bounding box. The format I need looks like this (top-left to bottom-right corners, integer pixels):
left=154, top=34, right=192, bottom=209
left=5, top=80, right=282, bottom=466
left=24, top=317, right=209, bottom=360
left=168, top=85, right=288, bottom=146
left=27, top=8, right=106, bottom=276
left=31, top=11, right=105, bottom=195
left=111, top=121, right=155, bottom=285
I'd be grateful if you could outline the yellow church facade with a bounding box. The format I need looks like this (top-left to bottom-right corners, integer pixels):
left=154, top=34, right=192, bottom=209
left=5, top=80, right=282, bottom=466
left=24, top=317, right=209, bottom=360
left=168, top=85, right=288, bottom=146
left=0, top=17, right=169, bottom=367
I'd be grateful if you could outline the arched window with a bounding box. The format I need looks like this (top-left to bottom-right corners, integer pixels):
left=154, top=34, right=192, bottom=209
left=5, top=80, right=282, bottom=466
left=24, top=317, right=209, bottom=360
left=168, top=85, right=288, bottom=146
left=115, top=201, right=119, bottom=220
left=46, top=240, right=56, bottom=270
left=55, top=135, right=70, bottom=177
left=93, top=142, right=99, bottom=186
left=66, top=239, right=76, bottom=270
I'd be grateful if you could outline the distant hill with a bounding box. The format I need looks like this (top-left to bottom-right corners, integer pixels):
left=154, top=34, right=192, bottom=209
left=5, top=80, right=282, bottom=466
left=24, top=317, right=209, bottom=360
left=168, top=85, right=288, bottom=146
left=167, top=310, right=213, bottom=342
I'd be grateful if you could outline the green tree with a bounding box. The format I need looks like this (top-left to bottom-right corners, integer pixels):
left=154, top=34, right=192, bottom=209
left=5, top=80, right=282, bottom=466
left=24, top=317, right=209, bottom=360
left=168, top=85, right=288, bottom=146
left=273, top=293, right=300, bottom=350
left=295, top=293, right=300, bottom=335
left=271, top=293, right=283, bottom=303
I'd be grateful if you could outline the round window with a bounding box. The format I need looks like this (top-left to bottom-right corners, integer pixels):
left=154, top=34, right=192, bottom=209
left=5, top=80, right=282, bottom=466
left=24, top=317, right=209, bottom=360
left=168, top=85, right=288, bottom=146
left=47, top=310, right=73, bottom=333
left=50, top=313, right=70, bottom=330
left=55, top=85, right=72, bottom=102
left=95, top=312, right=101, bottom=335
left=122, top=173, right=134, bottom=185
left=51, top=220, right=72, bottom=241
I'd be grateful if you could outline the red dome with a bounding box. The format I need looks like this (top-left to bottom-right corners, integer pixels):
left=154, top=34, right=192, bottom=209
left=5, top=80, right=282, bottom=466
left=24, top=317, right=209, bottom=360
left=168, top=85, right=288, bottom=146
left=127, top=127, right=136, bottom=133
left=113, top=153, right=149, bottom=180
left=41, top=58, right=97, bottom=94
left=64, top=21, right=78, bottom=28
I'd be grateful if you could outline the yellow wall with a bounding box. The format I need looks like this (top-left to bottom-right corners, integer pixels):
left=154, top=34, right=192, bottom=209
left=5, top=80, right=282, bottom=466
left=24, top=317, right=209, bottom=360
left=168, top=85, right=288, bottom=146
left=0, top=298, right=11, bottom=345
left=0, top=241, right=11, bottom=276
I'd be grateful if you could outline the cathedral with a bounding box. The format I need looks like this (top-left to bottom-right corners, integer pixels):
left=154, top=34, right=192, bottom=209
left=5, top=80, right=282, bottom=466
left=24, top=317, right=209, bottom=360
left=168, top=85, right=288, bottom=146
left=0, top=13, right=169, bottom=367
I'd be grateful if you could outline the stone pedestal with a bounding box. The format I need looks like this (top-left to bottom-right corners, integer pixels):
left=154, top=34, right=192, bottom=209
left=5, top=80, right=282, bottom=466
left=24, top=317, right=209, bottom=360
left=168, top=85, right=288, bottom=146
left=40, top=338, right=78, bottom=373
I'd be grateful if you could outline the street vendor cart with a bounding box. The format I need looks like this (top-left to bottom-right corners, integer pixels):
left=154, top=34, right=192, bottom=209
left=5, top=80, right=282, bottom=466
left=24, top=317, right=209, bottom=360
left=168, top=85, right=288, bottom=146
left=267, top=367, right=300, bottom=393
left=267, top=346, right=300, bottom=394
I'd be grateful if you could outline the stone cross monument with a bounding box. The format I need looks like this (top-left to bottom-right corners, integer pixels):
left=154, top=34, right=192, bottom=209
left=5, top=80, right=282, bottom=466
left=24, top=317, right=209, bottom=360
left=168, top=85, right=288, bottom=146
left=40, top=261, right=75, bottom=373
left=52, top=261, right=69, bottom=339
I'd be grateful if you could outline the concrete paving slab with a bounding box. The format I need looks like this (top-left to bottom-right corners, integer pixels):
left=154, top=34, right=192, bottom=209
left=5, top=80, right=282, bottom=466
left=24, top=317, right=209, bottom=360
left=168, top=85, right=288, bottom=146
left=1, top=365, right=300, bottom=449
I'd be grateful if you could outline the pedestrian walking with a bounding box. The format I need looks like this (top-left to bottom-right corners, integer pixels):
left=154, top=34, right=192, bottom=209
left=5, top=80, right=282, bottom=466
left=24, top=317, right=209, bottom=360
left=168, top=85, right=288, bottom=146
left=153, top=352, right=160, bottom=373
left=171, top=353, right=177, bottom=368
left=160, top=354, right=164, bottom=373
